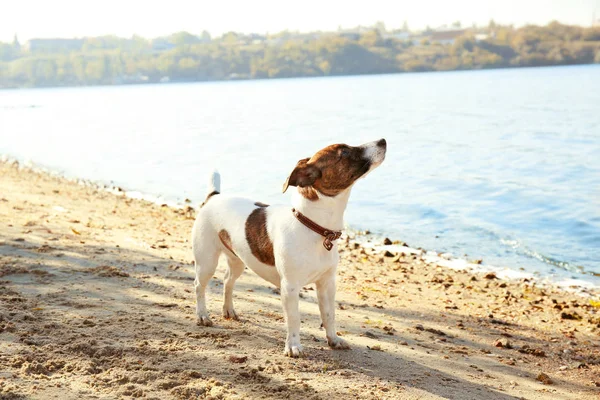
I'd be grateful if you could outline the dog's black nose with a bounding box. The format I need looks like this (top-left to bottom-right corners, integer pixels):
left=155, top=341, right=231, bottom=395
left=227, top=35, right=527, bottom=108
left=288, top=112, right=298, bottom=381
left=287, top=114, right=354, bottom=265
left=377, top=138, right=387, bottom=148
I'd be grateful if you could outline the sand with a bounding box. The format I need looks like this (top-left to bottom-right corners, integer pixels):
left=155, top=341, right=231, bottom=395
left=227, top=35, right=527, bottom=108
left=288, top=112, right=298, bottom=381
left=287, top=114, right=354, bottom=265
left=0, top=161, right=599, bottom=400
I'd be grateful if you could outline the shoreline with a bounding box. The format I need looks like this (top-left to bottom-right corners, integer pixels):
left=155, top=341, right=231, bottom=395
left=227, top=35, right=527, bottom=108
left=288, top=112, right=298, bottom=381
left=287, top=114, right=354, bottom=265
left=1, top=62, right=599, bottom=92
left=4, top=156, right=598, bottom=296
left=358, top=237, right=600, bottom=298
left=1, top=158, right=600, bottom=399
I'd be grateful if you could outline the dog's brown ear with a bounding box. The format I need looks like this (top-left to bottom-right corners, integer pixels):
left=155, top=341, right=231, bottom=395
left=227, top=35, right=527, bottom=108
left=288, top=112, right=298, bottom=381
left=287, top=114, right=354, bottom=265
left=282, top=158, right=321, bottom=193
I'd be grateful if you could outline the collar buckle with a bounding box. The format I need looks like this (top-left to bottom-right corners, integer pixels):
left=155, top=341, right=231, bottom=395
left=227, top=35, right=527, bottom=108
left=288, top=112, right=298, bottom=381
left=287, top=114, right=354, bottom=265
left=292, top=209, right=342, bottom=252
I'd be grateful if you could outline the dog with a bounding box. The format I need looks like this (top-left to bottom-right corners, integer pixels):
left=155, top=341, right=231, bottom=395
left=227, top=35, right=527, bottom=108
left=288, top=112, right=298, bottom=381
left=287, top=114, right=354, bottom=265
left=192, top=139, right=387, bottom=357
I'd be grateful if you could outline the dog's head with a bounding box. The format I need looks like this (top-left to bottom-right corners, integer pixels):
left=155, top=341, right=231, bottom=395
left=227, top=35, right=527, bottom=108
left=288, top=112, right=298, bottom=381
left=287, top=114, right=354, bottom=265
left=282, top=139, right=386, bottom=198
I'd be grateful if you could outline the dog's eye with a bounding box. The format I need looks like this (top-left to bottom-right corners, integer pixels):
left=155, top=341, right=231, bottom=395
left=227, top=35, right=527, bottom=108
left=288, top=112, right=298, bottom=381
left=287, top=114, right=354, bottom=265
left=340, top=149, right=350, bottom=158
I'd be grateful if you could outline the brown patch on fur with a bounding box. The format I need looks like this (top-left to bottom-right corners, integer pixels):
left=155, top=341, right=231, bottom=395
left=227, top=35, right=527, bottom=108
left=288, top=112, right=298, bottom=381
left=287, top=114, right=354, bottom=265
left=200, top=190, right=219, bottom=208
left=254, top=202, right=269, bottom=207
left=309, top=144, right=371, bottom=197
left=298, top=187, right=319, bottom=201
left=218, top=229, right=236, bottom=256
left=245, top=208, right=275, bottom=266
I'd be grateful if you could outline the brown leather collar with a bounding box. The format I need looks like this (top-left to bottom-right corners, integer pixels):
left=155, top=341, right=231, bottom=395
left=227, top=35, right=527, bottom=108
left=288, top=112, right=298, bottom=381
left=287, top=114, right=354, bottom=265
left=292, top=208, right=342, bottom=251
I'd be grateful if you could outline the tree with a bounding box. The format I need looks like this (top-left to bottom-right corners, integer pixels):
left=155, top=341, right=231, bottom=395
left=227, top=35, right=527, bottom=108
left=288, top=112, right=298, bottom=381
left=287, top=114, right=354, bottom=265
left=36, top=59, right=57, bottom=85
left=583, top=27, right=600, bottom=41
left=12, top=34, right=20, bottom=52
left=359, top=30, right=382, bottom=47
left=200, top=30, right=211, bottom=42
left=318, top=60, right=331, bottom=74
left=374, top=21, right=386, bottom=34
left=451, top=36, right=474, bottom=55
left=178, top=57, right=200, bottom=77
left=130, top=35, right=150, bottom=52
left=222, top=32, right=239, bottom=45
left=0, top=43, right=14, bottom=61
left=85, top=59, right=106, bottom=83
left=170, top=31, right=200, bottom=46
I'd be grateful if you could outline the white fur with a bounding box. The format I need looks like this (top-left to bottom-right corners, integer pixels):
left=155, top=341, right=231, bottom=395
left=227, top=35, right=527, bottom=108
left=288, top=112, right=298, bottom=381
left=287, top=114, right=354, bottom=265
left=191, top=139, right=386, bottom=357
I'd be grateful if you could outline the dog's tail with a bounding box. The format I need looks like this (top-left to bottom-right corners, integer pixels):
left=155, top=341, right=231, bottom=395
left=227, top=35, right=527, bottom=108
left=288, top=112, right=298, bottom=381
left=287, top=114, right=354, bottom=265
left=208, top=170, right=221, bottom=195
left=200, top=170, right=220, bottom=208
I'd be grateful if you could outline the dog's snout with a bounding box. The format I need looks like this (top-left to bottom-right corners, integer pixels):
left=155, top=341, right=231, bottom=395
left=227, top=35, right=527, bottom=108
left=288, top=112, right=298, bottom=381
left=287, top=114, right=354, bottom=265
left=377, top=138, right=387, bottom=148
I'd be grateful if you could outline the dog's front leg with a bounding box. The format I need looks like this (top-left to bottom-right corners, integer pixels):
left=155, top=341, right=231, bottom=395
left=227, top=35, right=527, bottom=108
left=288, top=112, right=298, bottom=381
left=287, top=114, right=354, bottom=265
left=281, top=281, right=303, bottom=357
left=316, top=271, right=350, bottom=350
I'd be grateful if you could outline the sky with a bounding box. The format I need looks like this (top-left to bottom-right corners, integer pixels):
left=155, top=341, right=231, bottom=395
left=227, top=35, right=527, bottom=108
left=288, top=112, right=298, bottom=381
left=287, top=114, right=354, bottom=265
left=1, top=0, right=599, bottom=42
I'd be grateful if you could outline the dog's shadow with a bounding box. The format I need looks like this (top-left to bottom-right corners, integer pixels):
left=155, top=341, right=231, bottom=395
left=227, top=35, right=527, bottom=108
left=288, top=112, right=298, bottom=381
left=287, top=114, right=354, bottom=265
left=219, top=280, right=591, bottom=400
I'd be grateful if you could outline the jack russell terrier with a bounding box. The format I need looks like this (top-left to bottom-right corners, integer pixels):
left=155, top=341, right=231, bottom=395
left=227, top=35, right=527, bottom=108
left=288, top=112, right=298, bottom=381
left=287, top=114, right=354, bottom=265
left=192, top=139, right=387, bottom=357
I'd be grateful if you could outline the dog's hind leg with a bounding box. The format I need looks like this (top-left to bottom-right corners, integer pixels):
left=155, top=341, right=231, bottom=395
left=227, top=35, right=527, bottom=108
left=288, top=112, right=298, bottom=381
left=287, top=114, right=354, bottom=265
left=222, top=254, right=245, bottom=320
left=193, top=245, right=219, bottom=327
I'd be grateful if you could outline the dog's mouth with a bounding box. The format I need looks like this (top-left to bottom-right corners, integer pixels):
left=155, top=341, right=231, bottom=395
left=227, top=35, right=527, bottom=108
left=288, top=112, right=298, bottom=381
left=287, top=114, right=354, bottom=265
left=355, top=142, right=386, bottom=179
left=354, top=159, right=372, bottom=179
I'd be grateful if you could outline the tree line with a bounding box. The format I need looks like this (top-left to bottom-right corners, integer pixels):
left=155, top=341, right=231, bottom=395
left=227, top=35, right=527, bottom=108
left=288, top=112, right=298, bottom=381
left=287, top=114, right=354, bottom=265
left=1, top=21, right=600, bottom=88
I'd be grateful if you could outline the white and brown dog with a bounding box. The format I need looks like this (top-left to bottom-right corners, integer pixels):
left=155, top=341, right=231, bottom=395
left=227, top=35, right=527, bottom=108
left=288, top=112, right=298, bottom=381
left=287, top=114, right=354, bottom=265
left=192, top=139, right=387, bottom=357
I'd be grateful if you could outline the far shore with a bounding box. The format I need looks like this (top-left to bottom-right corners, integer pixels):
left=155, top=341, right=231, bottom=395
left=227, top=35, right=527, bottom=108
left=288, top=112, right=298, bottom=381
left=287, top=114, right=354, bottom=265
left=1, top=160, right=599, bottom=399
left=2, top=63, right=599, bottom=92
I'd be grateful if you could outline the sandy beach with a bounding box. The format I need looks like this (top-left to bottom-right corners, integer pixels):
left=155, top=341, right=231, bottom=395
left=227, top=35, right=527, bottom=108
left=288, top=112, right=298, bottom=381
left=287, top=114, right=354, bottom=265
left=1, top=161, right=599, bottom=400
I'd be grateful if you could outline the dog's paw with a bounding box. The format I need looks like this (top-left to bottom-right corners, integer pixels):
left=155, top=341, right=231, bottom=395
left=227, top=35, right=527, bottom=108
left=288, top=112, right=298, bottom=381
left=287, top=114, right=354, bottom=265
left=222, top=307, right=239, bottom=320
left=284, top=343, right=304, bottom=358
left=197, top=315, right=214, bottom=327
left=327, top=335, right=350, bottom=350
